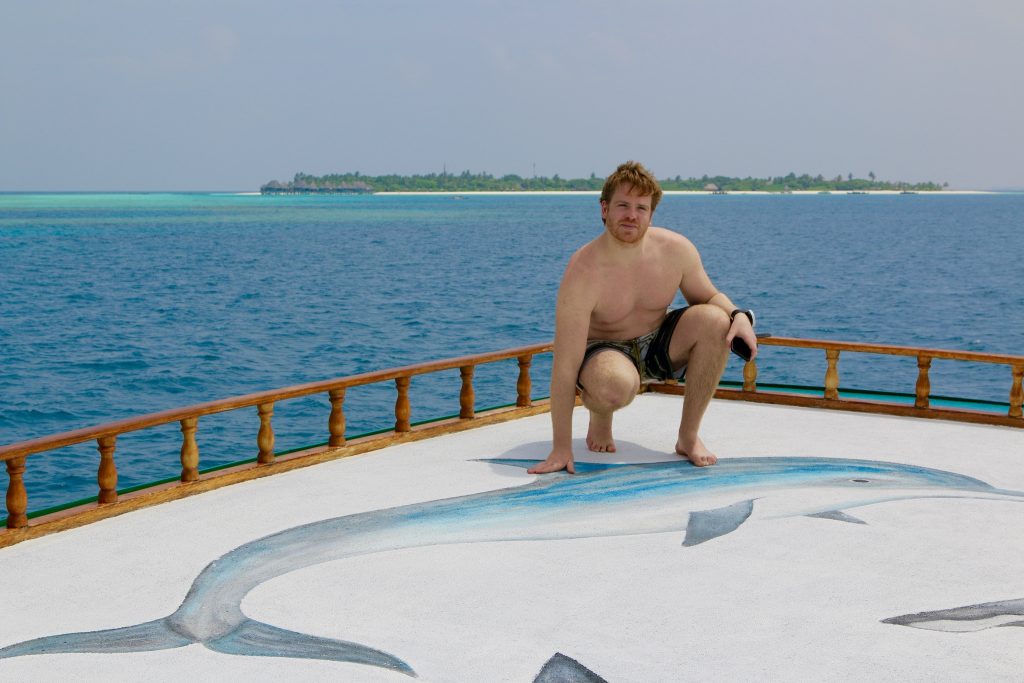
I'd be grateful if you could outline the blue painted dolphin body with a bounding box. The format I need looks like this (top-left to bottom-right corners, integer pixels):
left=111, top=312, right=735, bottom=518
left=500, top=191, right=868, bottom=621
left=2, top=457, right=1021, bottom=676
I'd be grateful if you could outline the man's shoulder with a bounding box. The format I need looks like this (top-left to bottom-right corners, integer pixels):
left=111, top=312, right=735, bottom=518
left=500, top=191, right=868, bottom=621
left=648, top=226, right=695, bottom=250
left=647, top=227, right=696, bottom=255
left=559, top=241, right=605, bottom=298
left=565, top=238, right=600, bottom=271
left=557, top=250, right=601, bottom=311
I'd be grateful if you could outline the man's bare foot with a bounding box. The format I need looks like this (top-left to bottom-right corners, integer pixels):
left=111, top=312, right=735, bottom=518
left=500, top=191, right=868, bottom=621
left=586, top=412, right=617, bottom=453
left=675, top=435, right=718, bottom=467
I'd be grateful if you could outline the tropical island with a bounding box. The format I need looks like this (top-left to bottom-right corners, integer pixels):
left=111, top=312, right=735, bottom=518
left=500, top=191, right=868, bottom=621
left=260, top=171, right=948, bottom=194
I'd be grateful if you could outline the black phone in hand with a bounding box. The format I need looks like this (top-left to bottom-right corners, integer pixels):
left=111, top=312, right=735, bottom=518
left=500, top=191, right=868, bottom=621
left=731, top=333, right=770, bottom=362
left=730, top=337, right=752, bottom=362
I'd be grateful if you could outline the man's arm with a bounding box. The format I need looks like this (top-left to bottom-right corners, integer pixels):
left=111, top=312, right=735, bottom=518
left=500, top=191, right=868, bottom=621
left=678, top=241, right=758, bottom=359
left=528, top=261, right=593, bottom=475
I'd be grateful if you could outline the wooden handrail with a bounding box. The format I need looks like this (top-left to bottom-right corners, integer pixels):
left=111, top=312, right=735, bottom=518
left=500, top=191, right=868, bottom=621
left=5, top=335, right=1023, bottom=536
left=12, top=335, right=1016, bottom=465
left=757, top=336, right=1022, bottom=365
left=4, top=336, right=1020, bottom=466
left=3, top=341, right=553, bottom=531
left=0, top=342, right=552, bottom=462
left=730, top=336, right=1023, bottom=420
left=3, top=335, right=1022, bottom=542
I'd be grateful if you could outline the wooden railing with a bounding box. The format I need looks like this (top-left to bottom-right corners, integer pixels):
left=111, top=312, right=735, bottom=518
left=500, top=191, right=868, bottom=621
left=4, top=336, right=1022, bottom=543
left=2, top=342, right=551, bottom=534
left=653, top=336, right=1024, bottom=425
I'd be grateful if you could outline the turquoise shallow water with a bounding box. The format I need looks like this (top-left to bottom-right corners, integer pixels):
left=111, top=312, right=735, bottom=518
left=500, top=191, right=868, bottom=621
left=2, top=192, right=1023, bottom=516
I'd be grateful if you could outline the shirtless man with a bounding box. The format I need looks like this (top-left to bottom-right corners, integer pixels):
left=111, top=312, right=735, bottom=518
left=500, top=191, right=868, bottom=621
left=528, top=161, right=757, bottom=475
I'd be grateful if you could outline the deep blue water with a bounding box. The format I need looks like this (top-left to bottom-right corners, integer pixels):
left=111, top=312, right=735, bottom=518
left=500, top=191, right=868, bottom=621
left=2, top=192, right=1022, bottom=516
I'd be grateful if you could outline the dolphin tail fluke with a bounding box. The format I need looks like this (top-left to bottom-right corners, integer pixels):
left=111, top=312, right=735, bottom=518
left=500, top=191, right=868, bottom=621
left=206, top=617, right=416, bottom=677
left=0, top=618, right=192, bottom=659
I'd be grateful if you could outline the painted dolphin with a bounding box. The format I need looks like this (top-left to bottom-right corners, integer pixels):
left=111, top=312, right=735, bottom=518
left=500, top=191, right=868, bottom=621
left=883, top=597, right=1024, bottom=632
left=1, top=457, right=1021, bottom=676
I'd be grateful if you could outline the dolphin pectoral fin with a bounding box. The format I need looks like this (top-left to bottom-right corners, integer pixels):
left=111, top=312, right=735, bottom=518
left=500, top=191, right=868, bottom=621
left=683, top=499, right=755, bottom=547
left=533, top=652, right=608, bottom=683
left=205, top=617, right=416, bottom=676
left=0, top=618, right=192, bottom=659
left=805, top=510, right=867, bottom=525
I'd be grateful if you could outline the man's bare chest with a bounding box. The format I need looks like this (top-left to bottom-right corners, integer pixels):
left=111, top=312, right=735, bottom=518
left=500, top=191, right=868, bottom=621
left=589, top=266, right=680, bottom=331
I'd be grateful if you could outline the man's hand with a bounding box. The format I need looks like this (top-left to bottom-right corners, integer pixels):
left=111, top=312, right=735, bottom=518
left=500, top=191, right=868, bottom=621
left=528, top=447, right=576, bottom=474
left=725, top=314, right=758, bottom=360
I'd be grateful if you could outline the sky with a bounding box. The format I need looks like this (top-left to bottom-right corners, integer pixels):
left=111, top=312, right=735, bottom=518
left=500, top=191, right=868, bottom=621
left=2, top=0, right=1022, bottom=191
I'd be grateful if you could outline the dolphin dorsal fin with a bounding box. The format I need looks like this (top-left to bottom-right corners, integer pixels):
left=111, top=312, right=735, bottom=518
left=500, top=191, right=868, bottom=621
left=683, top=499, right=755, bottom=547
left=533, top=652, right=608, bottom=682
left=806, top=510, right=867, bottom=525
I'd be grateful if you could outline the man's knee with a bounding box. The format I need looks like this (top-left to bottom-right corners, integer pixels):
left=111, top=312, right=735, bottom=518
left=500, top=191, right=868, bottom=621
left=582, top=373, right=640, bottom=412
left=687, top=304, right=731, bottom=338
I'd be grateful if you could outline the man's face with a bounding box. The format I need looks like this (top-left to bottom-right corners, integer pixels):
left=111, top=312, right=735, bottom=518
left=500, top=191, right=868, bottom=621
left=600, top=184, right=653, bottom=245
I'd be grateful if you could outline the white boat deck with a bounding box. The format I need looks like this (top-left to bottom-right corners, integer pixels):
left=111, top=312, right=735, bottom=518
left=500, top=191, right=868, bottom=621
left=1, top=394, right=1022, bottom=681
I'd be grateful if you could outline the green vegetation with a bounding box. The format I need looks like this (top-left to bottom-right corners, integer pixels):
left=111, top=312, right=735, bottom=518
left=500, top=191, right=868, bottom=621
left=260, top=171, right=947, bottom=194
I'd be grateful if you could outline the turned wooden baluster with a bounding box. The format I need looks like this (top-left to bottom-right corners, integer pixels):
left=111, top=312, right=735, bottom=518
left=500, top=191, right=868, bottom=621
left=395, top=377, right=411, bottom=432
left=180, top=417, right=199, bottom=482
left=5, top=457, right=28, bottom=528
left=517, top=354, right=533, bottom=407
left=1010, top=365, right=1023, bottom=418
left=915, top=355, right=932, bottom=409
left=460, top=365, right=475, bottom=419
left=824, top=349, right=840, bottom=400
left=329, top=388, right=347, bottom=446
left=257, top=402, right=275, bottom=464
left=97, top=435, right=118, bottom=504
left=743, top=358, right=758, bottom=392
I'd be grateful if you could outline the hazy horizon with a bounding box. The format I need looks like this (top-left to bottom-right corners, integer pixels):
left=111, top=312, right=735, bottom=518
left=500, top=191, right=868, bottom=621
left=2, top=1, right=1022, bottom=192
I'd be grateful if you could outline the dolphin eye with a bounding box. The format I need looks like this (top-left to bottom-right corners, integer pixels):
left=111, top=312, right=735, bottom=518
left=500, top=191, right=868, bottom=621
left=850, top=478, right=871, bottom=483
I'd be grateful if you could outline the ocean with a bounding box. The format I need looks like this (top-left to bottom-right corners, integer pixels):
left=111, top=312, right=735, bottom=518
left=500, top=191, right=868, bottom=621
left=2, top=192, right=1022, bottom=516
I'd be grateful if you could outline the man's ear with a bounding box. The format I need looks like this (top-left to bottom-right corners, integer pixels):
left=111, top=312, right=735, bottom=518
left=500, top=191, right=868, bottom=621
left=599, top=200, right=608, bottom=223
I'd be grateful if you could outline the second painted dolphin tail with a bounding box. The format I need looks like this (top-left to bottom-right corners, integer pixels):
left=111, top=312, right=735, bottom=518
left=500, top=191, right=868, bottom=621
left=882, top=597, right=1024, bottom=632
left=0, top=616, right=417, bottom=677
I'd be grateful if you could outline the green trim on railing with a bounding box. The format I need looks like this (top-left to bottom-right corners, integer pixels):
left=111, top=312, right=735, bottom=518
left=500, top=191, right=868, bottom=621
left=717, top=379, right=1010, bottom=412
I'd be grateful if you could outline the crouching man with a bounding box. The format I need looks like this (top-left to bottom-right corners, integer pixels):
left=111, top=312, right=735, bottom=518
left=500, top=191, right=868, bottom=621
left=529, top=161, right=757, bottom=474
